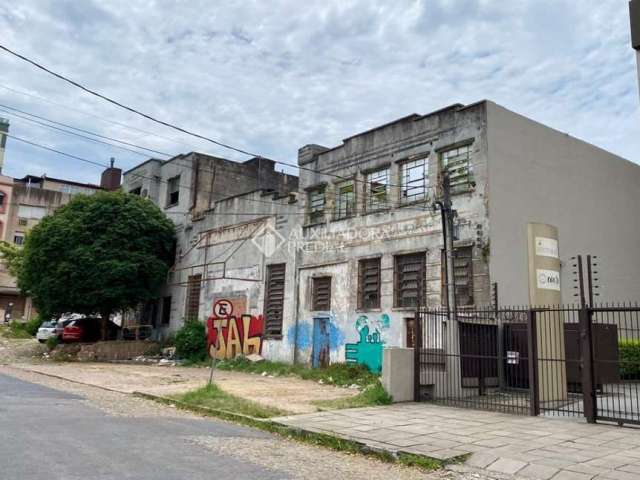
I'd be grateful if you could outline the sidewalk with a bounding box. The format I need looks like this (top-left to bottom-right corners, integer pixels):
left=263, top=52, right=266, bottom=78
left=274, top=404, right=640, bottom=479
left=9, top=362, right=357, bottom=414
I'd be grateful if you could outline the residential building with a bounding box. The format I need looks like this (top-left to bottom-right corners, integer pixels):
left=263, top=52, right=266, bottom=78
left=121, top=152, right=298, bottom=349
left=0, top=169, right=121, bottom=322
left=290, top=100, right=640, bottom=371
left=632, top=0, right=640, bottom=96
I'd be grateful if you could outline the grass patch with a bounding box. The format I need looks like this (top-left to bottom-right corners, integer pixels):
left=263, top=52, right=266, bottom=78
left=313, top=381, right=392, bottom=410
left=0, top=323, right=33, bottom=339
left=173, top=383, right=289, bottom=419
left=215, top=356, right=377, bottom=388
left=398, top=452, right=445, bottom=471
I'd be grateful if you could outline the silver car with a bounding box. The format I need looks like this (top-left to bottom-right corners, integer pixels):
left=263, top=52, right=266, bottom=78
left=36, top=321, right=58, bottom=343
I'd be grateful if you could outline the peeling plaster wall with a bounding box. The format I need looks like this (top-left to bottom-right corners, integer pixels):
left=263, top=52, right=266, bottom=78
left=295, top=103, right=492, bottom=368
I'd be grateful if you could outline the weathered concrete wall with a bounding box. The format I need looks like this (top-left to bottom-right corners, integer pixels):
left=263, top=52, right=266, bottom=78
left=76, top=341, right=157, bottom=362
left=382, top=347, right=414, bottom=402
left=486, top=101, right=640, bottom=304
left=295, top=103, right=492, bottom=370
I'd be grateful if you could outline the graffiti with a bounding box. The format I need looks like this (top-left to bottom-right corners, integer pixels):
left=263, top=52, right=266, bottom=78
left=206, top=298, right=263, bottom=359
left=345, top=314, right=390, bottom=373
left=287, top=318, right=345, bottom=352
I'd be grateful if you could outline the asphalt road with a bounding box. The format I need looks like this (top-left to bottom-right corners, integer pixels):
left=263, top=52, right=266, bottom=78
left=0, top=373, right=289, bottom=480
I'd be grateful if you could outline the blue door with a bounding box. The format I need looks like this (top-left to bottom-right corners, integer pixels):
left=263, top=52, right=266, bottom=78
left=312, top=317, right=330, bottom=368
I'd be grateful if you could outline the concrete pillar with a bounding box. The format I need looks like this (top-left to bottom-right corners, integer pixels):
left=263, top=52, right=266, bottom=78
left=382, top=347, right=414, bottom=402
left=527, top=223, right=567, bottom=403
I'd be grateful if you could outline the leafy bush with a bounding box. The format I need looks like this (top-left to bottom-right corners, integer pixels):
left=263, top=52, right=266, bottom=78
left=174, top=320, right=207, bottom=363
left=24, top=316, right=44, bottom=336
left=620, top=340, right=640, bottom=379
left=6, top=316, right=43, bottom=338
left=46, top=336, right=60, bottom=351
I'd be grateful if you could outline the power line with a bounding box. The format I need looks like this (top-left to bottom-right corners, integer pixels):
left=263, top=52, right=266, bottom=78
left=0, top=45, right=439, bottom=193
left=0, top=102, right=173, bottom=157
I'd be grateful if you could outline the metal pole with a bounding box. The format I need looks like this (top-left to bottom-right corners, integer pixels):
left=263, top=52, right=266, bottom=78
left=579, top=305, right=596, bottom=423
left=577, top=255, right=586, bottom=309
left=527, top=309, right=540, bottom=416
left=587, top=255, right=594, bottom=308
left=442, top=173, right=457, bottom=321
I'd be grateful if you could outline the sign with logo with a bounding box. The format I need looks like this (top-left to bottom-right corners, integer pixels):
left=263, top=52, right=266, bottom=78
left=535, top=237, right=559, bottom=259
left=536, top=269, right=561, bottom=291
left=213, top=299, right=234, bottom=318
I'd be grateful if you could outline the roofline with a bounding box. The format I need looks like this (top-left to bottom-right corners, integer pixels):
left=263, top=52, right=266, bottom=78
left=14, top=175, right=102, bottom=190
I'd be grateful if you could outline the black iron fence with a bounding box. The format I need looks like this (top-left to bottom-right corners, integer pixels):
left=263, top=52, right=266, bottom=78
left=415, top=303, right=640, bottom=426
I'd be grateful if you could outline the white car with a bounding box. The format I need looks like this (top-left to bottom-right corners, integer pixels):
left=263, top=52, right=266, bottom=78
left=36, top=321, right=58, bottom=343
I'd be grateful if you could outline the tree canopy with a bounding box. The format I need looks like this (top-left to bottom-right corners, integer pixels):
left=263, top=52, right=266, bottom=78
left=17, top=191, right=175, bottom=334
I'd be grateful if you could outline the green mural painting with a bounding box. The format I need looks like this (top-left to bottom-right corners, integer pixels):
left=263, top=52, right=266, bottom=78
left=345, top=314, right=389, bottom=373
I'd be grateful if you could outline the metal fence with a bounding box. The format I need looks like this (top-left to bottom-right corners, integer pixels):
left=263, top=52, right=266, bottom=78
left=415, top=303, right=640, bottom=426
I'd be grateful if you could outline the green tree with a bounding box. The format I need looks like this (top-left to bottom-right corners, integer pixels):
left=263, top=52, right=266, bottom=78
left=0, top=241, right=24, bottom=278
left=18, top=191, right=175, bottom=339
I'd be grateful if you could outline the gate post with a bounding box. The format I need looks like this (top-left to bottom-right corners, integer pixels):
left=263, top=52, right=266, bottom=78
left=414, top=310, right=423, bottom=402
left=579, top=306, right=597, bottom=423
left=527, top=309, right=540, bottom=416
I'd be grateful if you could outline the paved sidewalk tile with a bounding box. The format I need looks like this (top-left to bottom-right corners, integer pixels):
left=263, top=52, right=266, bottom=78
left=273, top=403, right=640, bottom=479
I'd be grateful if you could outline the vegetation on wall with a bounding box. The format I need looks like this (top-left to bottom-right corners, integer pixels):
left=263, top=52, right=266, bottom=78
left=15, top=191, right=175, bottom=339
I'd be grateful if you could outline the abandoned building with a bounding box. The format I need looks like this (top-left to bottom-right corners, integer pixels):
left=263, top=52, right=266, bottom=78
left=123, top=101, right=640, bottom=374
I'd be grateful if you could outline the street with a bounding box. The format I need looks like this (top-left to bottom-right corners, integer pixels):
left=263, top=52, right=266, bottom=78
left=0, top=373, right=285, bottom=480
left=0, top=370, right=444, bottom=480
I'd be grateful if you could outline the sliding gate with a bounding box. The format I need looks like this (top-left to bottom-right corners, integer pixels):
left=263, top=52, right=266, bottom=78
left=415, top=304, right=640, bottom=426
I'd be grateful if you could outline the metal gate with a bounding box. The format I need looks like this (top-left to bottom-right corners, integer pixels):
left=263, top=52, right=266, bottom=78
left=415, top=304, right=640, bottom=426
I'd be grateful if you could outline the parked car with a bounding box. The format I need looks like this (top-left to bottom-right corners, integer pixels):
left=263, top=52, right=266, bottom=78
left=62, top=317, right=120, bottom=343
left=54, top=316, right=79, bottom=340
left=36, top=321, right=58, bottom=343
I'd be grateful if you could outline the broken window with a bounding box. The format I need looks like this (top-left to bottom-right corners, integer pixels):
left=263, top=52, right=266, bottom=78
left=441, top=144, right=474, bottom=194
left=161, top=296, right=172, bottom=326
left=307, top=187, right=326, bottom=224
left=335, top=180, right=355, bottom=219
left=129, top=186, right=142, bottom=196
left=264, top=264, right=286, bottom=337
left=184, top=274, right=202, bottom=320
left=366, top=168, right=390, bottom=211
left=394, top=252, right=425, bottom=308
left=358, top=257, right=381, bottom=310
left=401, top=156, right=428, bottom=203
left=312, top=276, right=332, bottom=311
left=166, top=175, right=180, bottom=207
left=441, top=246, right=474, bottom=307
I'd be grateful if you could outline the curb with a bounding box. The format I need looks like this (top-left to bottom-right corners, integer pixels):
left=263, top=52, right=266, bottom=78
left=5, top=365, right=129, bottom=394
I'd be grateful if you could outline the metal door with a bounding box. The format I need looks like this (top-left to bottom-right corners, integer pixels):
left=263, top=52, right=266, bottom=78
left=312, top=317, right=330, bottom=368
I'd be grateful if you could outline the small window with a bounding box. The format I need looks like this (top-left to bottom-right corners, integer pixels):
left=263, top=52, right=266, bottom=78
left=161, top=296, right=172, bottom=325
left=335, top=180, right=355, bottom=219
left=312, top=276, right=332, bottom=311
left=184, top=274, right=202, bottom=320
left=167, top=176, right=180, bottom=207
left=366, top=168, right=390, bottom=211
left=264, top=264, right=286, bottom=337
left=18, top=218, right=28, bottom=227
left=441, top=144, right=474, bottom=194
left=307, top=187, right=326, bottom=224
left=401, top=157, right=428, bottom=203
left=0, top=192, right=4, bottom=207
left=358, top=258, right=381, bottom=310
left=13, top=232, right=25, bottom=246
left=394, top=253, right=425, bottom=308
left=130, top=186, right=142, bottom=196
left=442, top=246, right=474, bottom=307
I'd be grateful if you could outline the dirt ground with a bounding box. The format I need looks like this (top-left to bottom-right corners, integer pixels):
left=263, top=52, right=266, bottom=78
left=9, top=361, right=358, bottom=414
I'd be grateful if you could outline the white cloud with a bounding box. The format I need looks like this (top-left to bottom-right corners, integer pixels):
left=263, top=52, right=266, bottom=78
left=0, top=0, right=637, bottom=185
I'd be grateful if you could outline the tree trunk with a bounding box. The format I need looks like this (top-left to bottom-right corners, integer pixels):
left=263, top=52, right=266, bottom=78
left=100, top=310, right=111, bottom=341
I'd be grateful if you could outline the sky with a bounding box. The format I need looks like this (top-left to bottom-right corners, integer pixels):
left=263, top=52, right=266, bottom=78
left=0, top=0, right=638, bottom=185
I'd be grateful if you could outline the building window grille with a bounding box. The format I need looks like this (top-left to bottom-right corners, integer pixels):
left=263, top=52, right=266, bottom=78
left=358, top=257, right=381, bottom=309
left=441, top=246, right=474, bottom=307
left=166, top=176, right=180, bottom=207
left=312, top=276, right=332, bottom=311
left=401, top=156, right=428, bottom=203
left=366, top=168, right=390, bottom=211
left=264, top=264, right=286, bottom=337
left=441, top=144, right=474, bottom=194
left=308, top=187, right=326, bottom=224
left=335, top=180, right=355, bottom=219
left=394, top=253, right=425, bottom=308
left=184, top=274, right=202, bottom=321
left=18, top=218, right=28, bottom=226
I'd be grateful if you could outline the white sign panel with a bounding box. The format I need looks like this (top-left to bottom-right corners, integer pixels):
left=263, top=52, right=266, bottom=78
left=536, top=269, right=561, bottom=291
left=535, top=237, right=559, bottom=258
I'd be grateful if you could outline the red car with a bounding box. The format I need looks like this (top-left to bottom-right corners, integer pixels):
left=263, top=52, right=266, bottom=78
left=62, top=317, right=119, bottom=343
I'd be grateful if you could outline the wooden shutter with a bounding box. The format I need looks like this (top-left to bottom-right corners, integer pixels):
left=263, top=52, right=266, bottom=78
left=264, top=264, right=285, bottom=336
left=394, top=253, right=425, bottom=308
left=312, top=277, right=332, bottom=311
left=358, top=258, right=381, bottom=309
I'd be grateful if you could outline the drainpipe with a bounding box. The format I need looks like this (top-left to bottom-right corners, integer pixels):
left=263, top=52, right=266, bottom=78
left=292, top=246, right=301, bottom=364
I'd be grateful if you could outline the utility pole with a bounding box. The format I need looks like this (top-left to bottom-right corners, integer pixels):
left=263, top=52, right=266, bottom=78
left=434, top=172, right=458, bottom=320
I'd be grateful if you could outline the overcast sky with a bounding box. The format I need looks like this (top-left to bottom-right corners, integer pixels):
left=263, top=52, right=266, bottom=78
left=0, top=0, right=638, bottom=185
